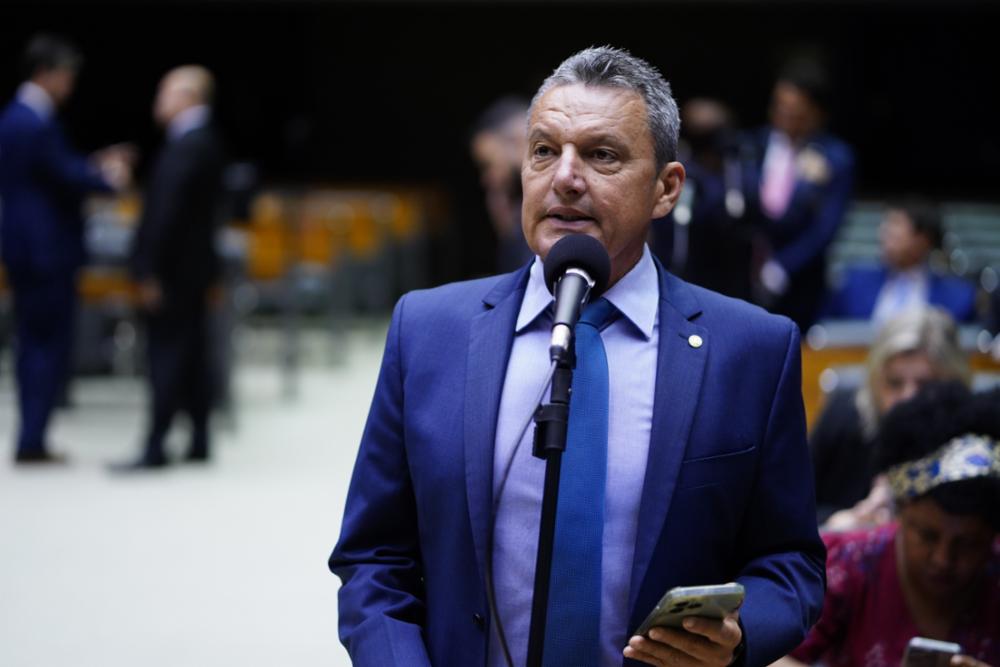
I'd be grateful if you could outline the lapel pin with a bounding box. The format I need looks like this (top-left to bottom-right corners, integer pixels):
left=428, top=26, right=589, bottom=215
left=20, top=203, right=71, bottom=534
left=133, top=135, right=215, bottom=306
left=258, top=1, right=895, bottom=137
left=688, top=335, right=703, bottom=349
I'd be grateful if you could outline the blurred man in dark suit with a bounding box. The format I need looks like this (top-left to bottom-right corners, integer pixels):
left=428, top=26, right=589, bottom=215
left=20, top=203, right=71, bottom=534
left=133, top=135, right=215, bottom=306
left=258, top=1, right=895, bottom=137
left=652, top=98, right=754, bottom=301
left=744, top=61, right=854, bottom=331
left=470, top=96, right=534, bottom=273
left=824, top=200, right=977, bottom=325
left=0, top=34, right=130, bottom=464
left=115, top=65, right=225, bottom=470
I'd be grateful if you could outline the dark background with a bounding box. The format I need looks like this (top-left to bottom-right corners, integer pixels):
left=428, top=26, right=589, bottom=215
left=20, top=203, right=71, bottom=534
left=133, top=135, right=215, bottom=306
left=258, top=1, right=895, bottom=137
left=3, top=1, right=999, bottom=279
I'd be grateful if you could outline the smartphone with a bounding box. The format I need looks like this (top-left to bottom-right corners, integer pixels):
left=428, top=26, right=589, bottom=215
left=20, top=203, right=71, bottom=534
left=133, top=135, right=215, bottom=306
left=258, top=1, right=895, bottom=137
left=634, top=582, right=745, bottom=637
left=902, top=637, right=961, bottom=667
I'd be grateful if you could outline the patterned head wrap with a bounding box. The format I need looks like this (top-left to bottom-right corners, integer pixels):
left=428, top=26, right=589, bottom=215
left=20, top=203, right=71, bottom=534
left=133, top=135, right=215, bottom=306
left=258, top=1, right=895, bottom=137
left=887, top=433, right=1000, bottom=501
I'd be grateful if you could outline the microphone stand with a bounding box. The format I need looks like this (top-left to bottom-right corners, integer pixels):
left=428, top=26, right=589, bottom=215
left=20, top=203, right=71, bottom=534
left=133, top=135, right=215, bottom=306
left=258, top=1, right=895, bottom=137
left=526, top=345, right=575, bottom=667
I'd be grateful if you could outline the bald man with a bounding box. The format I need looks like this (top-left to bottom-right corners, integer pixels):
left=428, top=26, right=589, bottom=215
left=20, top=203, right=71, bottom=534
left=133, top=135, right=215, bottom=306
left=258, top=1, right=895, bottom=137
left=116, top=66, right=226, bottom=470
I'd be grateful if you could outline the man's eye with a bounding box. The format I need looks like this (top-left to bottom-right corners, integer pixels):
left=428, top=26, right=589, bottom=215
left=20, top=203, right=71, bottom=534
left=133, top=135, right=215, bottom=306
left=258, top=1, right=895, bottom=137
left=592, top=149, right=617, bottom=161
left=533, top=145, right=554, bottom=158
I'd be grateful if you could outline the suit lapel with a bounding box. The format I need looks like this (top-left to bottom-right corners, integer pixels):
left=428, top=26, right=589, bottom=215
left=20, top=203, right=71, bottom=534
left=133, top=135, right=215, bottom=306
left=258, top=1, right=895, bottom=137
left=464, top=266, right=530, bottom=587
left=627, top=265, right=708, bottom=614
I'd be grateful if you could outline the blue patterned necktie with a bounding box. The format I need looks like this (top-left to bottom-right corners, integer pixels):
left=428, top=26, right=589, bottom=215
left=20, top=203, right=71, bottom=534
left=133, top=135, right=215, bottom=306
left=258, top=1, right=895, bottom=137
left=543, top=297, right=618, bottom=667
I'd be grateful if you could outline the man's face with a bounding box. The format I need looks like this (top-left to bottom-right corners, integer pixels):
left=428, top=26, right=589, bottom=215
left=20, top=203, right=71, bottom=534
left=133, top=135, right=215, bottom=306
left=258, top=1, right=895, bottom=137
left=880, top=209, right=932, bottom=270
left=521, top=84, right=682, bottom=286
left=875, top=350, right=940, bottom=416
left=472, top=131, right=515, bottom=192
left=769, top=82, right=821, bottom=143
left=153, top=73, right=191, bottom=128
left=36, top=66, right=77, bottom=107
left=898, top=497, right=995, bottom=603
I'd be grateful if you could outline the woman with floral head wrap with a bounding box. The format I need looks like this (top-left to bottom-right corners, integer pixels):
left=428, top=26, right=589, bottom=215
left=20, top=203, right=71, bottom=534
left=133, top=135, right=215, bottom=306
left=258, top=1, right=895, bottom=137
left=783, top=382, right=1000, bottom=667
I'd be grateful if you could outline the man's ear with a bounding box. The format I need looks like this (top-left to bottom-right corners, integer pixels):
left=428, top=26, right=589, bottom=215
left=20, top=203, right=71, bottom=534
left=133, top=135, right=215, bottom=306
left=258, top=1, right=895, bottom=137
left=652, top=161, right=686, bottom=219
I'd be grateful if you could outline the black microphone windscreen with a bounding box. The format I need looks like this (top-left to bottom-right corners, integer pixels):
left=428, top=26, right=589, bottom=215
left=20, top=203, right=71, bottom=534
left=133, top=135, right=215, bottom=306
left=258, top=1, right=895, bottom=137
left=542, top=234, right=611, bottom=298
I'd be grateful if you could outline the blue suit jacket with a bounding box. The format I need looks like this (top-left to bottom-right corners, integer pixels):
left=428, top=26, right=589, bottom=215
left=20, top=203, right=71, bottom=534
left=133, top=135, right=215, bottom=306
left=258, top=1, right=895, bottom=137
left=745, top=128, right=855, bottom=279
left=330, top=260, right=826, bottom=667
left=824, top=265, right=978, bottom=323
left=0, top=99, right=109, bottom=276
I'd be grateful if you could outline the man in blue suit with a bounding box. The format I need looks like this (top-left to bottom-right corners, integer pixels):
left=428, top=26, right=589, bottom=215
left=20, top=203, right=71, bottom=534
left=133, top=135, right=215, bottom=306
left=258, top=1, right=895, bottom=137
left=0, top=35, right=128, bottom=464
left=331, top=47, right=825, bottom=667
left=824, top=200, right=977, bottom=325
left=744, top=61, right=855, bottom=332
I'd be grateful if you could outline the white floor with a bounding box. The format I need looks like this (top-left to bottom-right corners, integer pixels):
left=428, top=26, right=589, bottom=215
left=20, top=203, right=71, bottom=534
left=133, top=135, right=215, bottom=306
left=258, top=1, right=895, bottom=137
left=0, top=326, right=388, bottom=667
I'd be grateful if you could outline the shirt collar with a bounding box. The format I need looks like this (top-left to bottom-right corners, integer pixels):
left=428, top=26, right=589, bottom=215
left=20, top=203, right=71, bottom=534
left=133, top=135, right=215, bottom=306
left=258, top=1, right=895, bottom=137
left=891, top=266, right=929, bottom=284
left=17, top=82, right=55, bottom=121
left=515, top=243, right=659, bottom=339
left=167, top=105, right=210, bottom=141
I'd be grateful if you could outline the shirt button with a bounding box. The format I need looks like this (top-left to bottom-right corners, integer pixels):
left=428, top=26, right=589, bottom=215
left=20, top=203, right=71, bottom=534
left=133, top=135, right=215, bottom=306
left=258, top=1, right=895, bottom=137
left=472, top=613, right=485, bottom=629
left=688, top=334, right=704, bottom=349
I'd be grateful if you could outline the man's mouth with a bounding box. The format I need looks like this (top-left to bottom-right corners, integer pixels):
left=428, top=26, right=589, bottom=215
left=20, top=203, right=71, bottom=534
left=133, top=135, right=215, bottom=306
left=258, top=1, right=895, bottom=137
left=546, top=210, right=595, bottom=224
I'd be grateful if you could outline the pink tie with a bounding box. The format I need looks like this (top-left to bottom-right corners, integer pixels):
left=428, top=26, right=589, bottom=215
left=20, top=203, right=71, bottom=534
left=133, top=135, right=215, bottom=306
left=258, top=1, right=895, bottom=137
left=761, top=136, right=796, bottom=219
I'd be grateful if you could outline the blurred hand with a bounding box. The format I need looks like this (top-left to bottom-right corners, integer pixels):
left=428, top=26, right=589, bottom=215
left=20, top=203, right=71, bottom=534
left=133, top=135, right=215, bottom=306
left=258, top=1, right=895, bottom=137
left=99, top=157, right=132, bottom=191
left=624, top=611, right=742, bottom=666
left=94, top=142, right=139, bottom=167
left=951, top=656, right=992, bottom=667
left=759, top=260, right=789, bottom=297
left=94, top=143, right=138, bottom=191
left=823, top=475, right=893, bottom=532
left=137, top=280, right=162, bottom=311
left=207, top=284, right=224, bottom=308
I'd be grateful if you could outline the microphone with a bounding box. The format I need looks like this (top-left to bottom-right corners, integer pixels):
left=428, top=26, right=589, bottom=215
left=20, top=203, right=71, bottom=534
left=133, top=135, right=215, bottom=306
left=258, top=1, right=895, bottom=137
left=543, top=234, right=611, bottom=363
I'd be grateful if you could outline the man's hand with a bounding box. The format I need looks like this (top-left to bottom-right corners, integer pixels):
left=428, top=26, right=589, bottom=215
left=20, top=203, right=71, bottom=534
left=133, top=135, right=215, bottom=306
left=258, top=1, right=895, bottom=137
left=137, top=279, right=163, bottom=311
left=758, top=260, right=789, bottom=297
left=624, top=612, right=742, bottom=666
left=93, top=143, right=138, bottom=191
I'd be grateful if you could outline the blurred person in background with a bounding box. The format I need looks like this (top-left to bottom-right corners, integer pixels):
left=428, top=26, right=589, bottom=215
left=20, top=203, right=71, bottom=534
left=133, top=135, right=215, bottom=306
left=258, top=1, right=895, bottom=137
left=112, top=65, right=225, bottom=470
left=0, top=33, right=132, bottom=465
left=824, top=199, right=978, bottom=325
left=780, top=382, right=1000, bottom=667
left=651, top=97, right=754, bottom=301
left=469, top=96, right=533, bottom=273
left=809, top=307, right=970, bottom=525
left=745, top=60, right=854, bottom=331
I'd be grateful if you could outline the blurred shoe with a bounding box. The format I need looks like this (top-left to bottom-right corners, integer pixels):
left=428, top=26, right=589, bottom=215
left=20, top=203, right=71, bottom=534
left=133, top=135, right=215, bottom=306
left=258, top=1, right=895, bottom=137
left=14, top=450, right=68, bottom=465
left=182, top=449, right=211, bottom=464
left=107, top=455, right=169, bottom=473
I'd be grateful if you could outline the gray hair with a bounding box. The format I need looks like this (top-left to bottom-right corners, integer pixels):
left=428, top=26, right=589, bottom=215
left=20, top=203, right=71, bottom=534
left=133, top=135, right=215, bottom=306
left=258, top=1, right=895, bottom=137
left=530, top=46, right=680, bottom=171
left=856, top=307, right=971, bottom=438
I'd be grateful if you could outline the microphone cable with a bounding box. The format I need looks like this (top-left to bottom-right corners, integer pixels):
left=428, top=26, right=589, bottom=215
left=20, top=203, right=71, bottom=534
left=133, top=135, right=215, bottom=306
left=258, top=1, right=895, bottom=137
left=486, top=359, right=558, bottom=667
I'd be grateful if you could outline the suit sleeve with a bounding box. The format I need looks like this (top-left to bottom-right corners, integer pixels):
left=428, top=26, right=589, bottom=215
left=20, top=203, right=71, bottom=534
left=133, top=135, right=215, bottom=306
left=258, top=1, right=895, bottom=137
left=328, top=295, right=432, bottom=667
left=735, top=322, right=827, bottom=666
left=773, top=150, right=854, bottom=277
left=33, top=124, right=111, bottom=195
left=130, top=150, right=196, bottom=282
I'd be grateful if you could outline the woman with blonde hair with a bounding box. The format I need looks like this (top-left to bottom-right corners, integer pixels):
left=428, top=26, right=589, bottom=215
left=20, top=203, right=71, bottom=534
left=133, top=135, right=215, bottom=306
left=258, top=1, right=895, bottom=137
left=809, top=307, right=970, bottom=524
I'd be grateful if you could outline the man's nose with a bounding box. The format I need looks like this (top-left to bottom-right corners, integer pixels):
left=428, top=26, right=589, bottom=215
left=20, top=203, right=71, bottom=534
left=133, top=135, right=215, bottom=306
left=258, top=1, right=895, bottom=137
left=552, top=147, right=585, bottom=198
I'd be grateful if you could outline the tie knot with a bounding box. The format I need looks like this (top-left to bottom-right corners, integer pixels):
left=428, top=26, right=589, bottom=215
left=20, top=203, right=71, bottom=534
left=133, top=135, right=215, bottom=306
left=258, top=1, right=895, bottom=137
left=578, top=297, right=618, bottom=330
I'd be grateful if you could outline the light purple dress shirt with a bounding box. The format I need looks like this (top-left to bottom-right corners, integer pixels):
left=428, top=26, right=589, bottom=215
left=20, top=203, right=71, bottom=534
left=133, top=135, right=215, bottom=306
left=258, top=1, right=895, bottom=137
left=17, top=82, right=55, bottom=121
left=488, top=244, right=659, bottom=667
